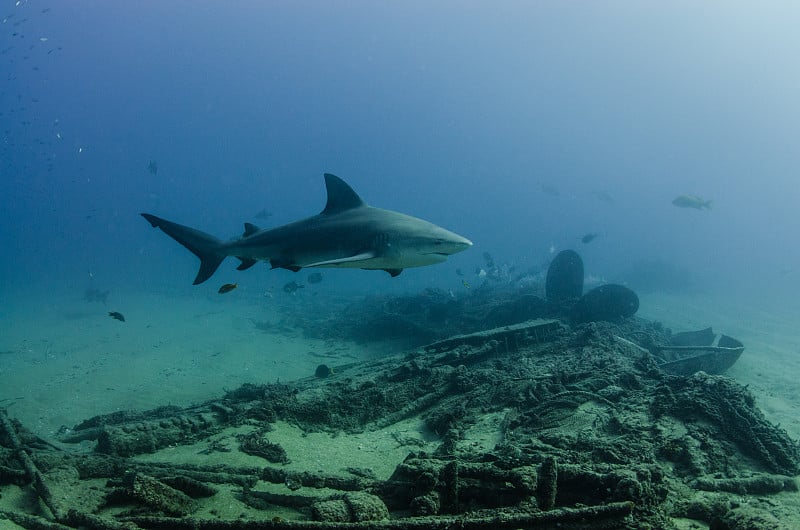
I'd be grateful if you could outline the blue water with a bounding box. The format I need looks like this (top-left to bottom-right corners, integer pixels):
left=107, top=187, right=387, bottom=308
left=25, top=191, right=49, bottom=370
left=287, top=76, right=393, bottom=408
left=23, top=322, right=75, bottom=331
left=3, top=0, right=800, bottom=417
left=4, top=2, right=800, bottom=301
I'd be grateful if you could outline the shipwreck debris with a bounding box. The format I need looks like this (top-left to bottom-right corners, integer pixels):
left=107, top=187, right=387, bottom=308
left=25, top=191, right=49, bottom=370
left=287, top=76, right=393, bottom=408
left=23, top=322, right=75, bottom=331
left=423, top=319, right=561, bottom=354
left=1, top=310, right=797, bottom=528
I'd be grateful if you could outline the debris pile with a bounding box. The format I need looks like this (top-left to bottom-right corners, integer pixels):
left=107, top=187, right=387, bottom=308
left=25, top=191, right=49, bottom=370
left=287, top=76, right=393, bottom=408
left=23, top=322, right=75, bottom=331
left=2, top=315, right=798, bottom=529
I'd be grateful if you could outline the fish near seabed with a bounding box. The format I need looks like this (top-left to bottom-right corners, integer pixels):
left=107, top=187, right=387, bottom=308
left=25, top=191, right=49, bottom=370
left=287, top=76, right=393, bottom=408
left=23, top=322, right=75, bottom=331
left=672, top=195, right=711, bottom=210
left=218, top=283, right=238, bottom=294
left=84, top=288, right=109, bottom=305
left=141, top=173, right=472, bottom=284
left=283, top=281, right=304, bottom=293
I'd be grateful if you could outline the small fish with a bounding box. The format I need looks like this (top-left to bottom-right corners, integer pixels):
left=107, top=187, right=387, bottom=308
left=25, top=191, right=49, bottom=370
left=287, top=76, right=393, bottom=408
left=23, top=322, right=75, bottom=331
left=462, top=279, right=471, bottom=289
left=672, top=195, right=711, bottom=210
left=84, top=288, right=109, bottom=305
left=307, top=272, right=323, bottom=284
left=218, top=283, right=238, bottom=294
left=254, top=208, right=273, bottom=220
left=147, top=160, right=158, bottom=175
left=283, top=281, right=305, bottom=293
left=590, top=190, right=614, bottom=204
left=540, top=183, right=560, bottom=196
left=108, top=311, right=125, bottom=322
left=581, top=233, right=598, bottom=244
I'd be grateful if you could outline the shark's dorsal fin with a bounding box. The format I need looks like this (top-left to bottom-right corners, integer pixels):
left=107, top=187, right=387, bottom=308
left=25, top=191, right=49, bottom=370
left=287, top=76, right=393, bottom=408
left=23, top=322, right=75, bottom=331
left=321, top=173, right=365, bottom=214
left=243, top=223, right=260, bottom=237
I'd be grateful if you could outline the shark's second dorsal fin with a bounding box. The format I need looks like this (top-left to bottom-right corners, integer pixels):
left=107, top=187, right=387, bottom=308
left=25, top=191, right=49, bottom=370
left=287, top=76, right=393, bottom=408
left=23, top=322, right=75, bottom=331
left=322, top=173, right=365, bottom=214
left=243, top=223, right=260, bottom=237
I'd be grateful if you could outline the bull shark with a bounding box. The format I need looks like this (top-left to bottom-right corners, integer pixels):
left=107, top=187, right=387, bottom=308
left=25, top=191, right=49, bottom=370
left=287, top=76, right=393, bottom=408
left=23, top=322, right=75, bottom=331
left=141, top=173, right=472, bottom=284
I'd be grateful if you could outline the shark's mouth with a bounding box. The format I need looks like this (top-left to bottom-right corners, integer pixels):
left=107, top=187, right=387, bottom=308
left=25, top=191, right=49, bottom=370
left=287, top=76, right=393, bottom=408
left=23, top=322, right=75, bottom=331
left=417, top=252, right=451, bottom=264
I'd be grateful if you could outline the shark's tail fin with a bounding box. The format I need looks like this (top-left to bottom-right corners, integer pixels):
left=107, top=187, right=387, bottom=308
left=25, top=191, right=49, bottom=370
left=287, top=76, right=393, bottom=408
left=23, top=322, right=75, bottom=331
left=141, top=213, right=226, bottom=285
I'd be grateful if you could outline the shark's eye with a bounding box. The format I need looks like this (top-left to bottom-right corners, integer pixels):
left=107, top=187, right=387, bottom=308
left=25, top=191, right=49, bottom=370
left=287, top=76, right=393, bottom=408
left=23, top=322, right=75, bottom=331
left=434, top=239, right=444, bottom=245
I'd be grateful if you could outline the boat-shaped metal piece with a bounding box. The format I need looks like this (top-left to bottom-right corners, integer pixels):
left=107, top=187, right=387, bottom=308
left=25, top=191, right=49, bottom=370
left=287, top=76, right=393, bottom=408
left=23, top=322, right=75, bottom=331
left=653, top=327, right=744, bottom=376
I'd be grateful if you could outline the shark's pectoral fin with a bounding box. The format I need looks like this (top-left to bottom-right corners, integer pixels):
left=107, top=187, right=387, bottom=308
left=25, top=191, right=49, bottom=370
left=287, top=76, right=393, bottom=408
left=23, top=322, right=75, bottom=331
left=305, top=252, right=376, bottom=268
left=236, top=258, right=258, bottom=271
left=383, top=268, right=403, bottom=277
left=270, top=258, right=302, bottom=272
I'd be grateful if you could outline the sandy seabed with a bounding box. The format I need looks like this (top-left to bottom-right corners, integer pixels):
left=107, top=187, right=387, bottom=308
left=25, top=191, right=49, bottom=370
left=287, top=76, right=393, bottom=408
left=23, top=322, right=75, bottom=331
left=0, top=290, right=373, bottom=439
left=2, top=288, right=797, bottom=440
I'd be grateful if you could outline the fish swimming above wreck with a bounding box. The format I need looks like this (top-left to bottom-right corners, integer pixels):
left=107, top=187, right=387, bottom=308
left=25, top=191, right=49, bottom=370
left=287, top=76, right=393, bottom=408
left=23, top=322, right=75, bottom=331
left=83, top=287, right=109, bottom=305
left=672, top=194, right=711, bottom=210
left=141, top=173, right=472, bottom=284
left=283, top=281, right=304, bottom=294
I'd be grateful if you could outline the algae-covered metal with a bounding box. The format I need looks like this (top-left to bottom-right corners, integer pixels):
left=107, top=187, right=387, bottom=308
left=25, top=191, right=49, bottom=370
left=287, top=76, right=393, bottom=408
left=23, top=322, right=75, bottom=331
left=653, top=327, right=745, bottom=376
left=423, top=319, right=562, bottom=354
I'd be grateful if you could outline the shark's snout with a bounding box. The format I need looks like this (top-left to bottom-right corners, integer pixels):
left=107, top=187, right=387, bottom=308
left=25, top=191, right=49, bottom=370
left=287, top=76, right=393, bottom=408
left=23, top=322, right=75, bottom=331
left=433, top=232, right=472, bottom=256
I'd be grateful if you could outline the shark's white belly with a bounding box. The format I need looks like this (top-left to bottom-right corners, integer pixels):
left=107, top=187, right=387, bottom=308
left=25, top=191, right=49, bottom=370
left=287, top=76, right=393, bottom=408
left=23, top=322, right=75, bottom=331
left=306, top=250, right=448, bottom=270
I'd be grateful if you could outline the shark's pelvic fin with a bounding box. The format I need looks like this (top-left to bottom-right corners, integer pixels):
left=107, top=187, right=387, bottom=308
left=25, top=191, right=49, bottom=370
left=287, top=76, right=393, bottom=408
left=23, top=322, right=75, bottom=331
left=269, top=258, right=302, bottom=272
left=321, top=173, right=365, bottom=214
left=383, top=268, right=403, bottom=277
left=140, top=213, right=226, bottom=285
left=236, top=258, right=258, bottom=271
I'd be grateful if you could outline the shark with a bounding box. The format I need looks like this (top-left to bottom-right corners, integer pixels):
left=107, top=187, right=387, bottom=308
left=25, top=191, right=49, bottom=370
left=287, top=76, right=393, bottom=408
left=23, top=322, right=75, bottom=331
left=141, top=173, right=473, bottom=284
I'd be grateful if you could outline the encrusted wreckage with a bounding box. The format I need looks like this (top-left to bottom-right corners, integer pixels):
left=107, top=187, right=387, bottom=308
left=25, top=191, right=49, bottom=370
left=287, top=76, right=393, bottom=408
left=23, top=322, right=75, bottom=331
left=1, top=315, right=798, bottom=529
